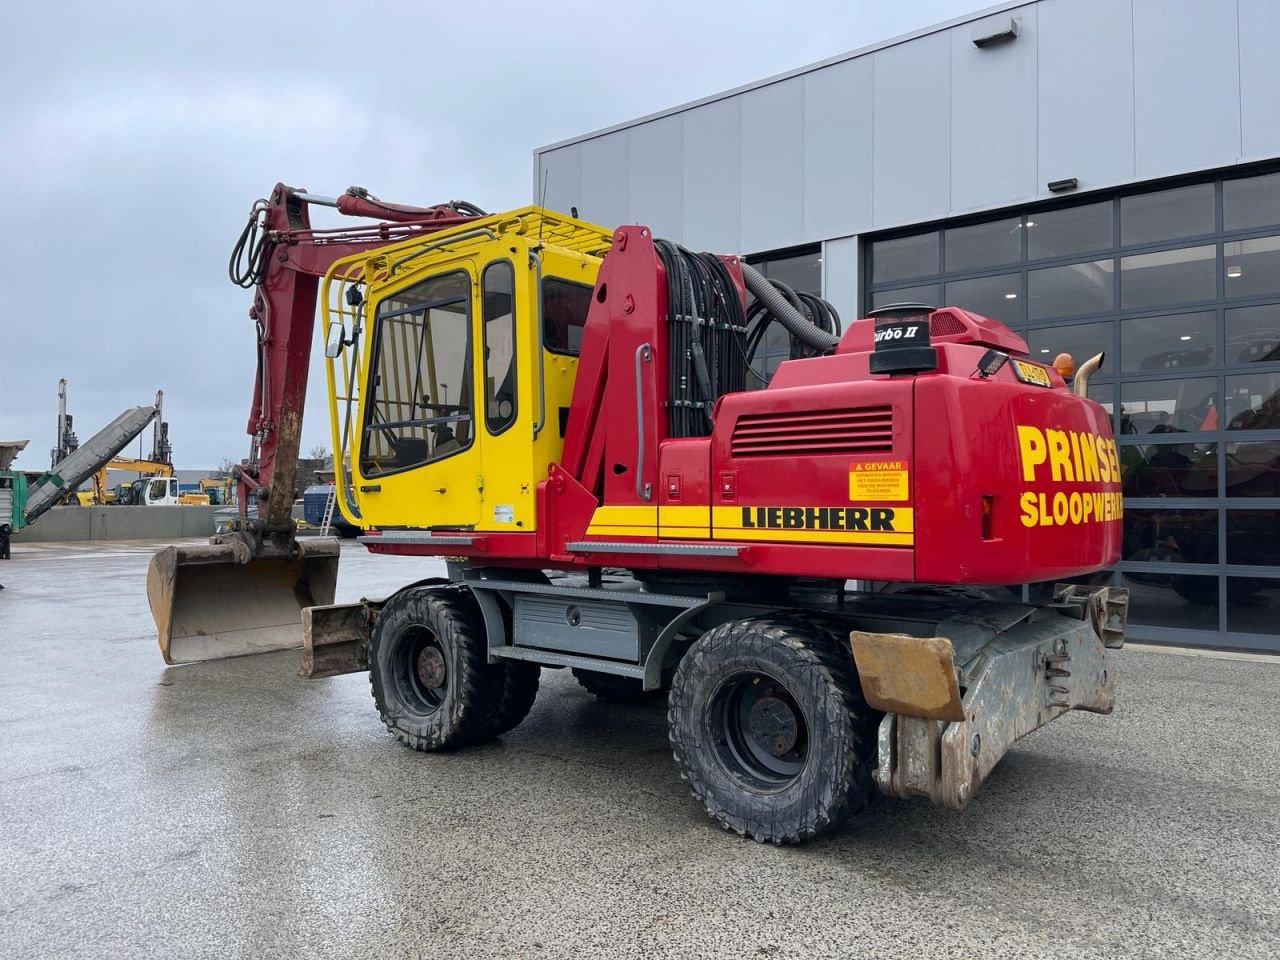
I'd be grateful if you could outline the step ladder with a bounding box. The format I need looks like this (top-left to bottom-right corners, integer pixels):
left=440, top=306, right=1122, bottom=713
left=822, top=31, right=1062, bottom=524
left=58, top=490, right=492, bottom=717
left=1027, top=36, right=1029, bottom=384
left=319, top=487, right=337, bottom=536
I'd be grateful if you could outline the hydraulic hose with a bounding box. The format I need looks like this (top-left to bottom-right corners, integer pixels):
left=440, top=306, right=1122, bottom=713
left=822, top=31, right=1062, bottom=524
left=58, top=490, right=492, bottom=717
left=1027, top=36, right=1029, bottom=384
left=740, top=263, right=840, bottom=353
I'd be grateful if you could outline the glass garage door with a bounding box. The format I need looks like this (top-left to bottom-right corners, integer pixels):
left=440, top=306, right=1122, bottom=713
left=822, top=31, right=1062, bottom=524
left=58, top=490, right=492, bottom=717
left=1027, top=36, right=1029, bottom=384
left=865, top=165, right=1280, bottom=652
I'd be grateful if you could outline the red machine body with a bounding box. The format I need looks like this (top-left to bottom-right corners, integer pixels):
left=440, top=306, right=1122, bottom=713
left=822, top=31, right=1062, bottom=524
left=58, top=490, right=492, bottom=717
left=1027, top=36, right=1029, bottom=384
left=364, top=225, right=1123, bottom=585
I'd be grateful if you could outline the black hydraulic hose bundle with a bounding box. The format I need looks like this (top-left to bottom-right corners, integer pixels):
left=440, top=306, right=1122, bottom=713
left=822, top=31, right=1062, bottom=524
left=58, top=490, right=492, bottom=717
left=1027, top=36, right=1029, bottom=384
left=655, top=242, right=844, bottom=437
left=739, top=262, right=841, bottom=362
left=229, top=199, right=274, bottom=289
left=655, top=240, right=750, bottom=438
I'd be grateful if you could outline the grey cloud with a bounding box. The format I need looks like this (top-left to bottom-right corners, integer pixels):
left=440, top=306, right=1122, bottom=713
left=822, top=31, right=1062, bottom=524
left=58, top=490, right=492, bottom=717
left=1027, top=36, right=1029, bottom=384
left=0, top=0, right=974, bottom=470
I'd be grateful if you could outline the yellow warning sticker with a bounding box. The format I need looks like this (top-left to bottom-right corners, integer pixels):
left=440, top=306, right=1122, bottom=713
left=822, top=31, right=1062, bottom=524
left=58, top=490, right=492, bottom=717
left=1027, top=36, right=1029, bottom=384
left=848, top=461, right=909, bottom=501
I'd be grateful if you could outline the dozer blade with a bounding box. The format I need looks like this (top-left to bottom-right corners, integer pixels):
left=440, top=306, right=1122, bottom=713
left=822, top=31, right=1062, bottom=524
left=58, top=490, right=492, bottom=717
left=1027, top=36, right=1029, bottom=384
left=147, top=538, right=341, bottom=664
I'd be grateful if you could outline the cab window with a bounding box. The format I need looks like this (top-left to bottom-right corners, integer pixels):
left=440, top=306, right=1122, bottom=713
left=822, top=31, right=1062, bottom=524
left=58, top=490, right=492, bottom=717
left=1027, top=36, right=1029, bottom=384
left=542, top=278, right=592, bottom=356
left=482, top=261, right=517, bottom=435
left=362, top=271, right=473, bottom=477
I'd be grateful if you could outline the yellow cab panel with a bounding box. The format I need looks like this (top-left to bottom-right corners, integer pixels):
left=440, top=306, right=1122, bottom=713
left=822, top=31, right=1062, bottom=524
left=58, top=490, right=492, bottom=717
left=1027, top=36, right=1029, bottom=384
left=329, top=208, right=611, bottom=533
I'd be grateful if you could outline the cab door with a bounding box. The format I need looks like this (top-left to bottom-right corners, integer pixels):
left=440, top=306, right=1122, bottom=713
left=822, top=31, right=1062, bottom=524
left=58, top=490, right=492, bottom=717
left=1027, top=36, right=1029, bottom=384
left=353, top=264, right=484, bottom=529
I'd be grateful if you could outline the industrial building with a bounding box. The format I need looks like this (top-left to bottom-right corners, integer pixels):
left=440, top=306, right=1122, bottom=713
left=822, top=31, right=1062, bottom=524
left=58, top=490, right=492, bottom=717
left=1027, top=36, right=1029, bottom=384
left=534, top=0, right=1280, bottom=652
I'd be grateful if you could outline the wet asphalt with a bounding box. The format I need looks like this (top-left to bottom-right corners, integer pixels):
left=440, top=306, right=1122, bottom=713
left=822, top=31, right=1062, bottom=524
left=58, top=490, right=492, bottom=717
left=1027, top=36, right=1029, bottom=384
left=0, top=539, right=1277, bottom=959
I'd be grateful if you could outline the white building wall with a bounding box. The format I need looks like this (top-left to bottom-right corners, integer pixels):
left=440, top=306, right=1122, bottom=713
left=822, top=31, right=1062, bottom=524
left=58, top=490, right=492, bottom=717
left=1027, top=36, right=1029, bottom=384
left=535, top=0, right=1275, bottom=255
left=535, top=0, right=1274, bottom=240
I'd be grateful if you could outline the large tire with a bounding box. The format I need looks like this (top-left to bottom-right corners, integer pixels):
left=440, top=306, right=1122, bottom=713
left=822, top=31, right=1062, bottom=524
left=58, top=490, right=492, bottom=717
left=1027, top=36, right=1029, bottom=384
left=571, top=668, right=660, bottom=703
left=487, top=660, right=541, bottom=736
left=369, top=584, right=505, bottom=751
left=668, top=614, right=877, bottom=844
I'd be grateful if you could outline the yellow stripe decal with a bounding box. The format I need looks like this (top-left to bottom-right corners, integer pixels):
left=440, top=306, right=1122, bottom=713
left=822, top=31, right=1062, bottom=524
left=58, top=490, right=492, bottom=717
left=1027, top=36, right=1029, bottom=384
left=587, top=505, right=658, bottom=526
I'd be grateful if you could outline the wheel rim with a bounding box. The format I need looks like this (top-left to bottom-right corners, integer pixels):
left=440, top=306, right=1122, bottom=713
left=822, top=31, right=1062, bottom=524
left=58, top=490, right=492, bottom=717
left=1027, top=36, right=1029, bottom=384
left=394, top=625, right=448, bottom=714
left=711, top=671, right=809, bottom=790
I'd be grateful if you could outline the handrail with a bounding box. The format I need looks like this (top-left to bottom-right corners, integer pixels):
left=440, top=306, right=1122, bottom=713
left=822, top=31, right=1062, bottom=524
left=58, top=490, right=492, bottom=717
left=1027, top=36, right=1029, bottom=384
left=635, top=343, right=653, bottom=500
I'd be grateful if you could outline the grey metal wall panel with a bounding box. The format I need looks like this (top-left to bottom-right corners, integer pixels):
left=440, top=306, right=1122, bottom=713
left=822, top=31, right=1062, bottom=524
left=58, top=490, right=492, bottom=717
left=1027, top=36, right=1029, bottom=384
left=579, top=132, right=631, bottom=230
left=682, top=98, right=741, bottom=252
left=1239, top=0, right=1280, bottom=160
left=1132, top=0, right=1241, bottom=179
left=537, top=145, right=583, bottom=217
left=872, top=30, right=951, bottom=226
left=803, top=57, right=874, bottom=242
left=820, top=236, right=860, bottom=324
left=950, top=8, right=1039, bottom=211
left=629, top=115, right=684, bottom=241
left=1037, top=0, right=1135, bottom=193
left=739, top=79, right=804, bottom=252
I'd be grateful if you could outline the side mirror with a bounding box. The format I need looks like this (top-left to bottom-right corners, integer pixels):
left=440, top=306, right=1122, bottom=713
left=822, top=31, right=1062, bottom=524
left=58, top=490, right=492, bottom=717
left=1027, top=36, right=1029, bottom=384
left=324, top=323, right=345, bottom=358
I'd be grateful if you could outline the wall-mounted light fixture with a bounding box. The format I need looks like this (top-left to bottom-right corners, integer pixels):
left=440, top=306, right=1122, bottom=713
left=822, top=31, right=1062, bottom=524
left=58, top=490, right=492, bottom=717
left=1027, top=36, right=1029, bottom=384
left=1047, top=177, right=1079, bottom=193
left=972, top=18, right=1019, bottom=48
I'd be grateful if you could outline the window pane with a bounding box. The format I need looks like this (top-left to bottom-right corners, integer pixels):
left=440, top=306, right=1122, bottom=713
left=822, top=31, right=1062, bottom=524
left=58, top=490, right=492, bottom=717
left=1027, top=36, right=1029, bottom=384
left=1120, top=311, right=1216, bottom=372
left=761, top=249, right=822, bottom=295
left=542, top=278, right=592, bottom=355
left=1223, top=235, right=1280, bottom=299
left=872, top=232, right=938, bottom=283
left=1226, top=511, right=1280, bottom=565
left=1120, top=245, right=1216, bottom=310
left=1225, top=372, right=1280, bottom=430
left=1227, top=580, right=1280, bottom=636
left=1121, top=441, right=1217, bottom=497
left=1223, top=171, right=1280, bottom=232
left=1028, top=259, right=1114, bottom=319
left=482, top=261, right=517, bottom=435
left=1027, top=201, right=1113, bottom=260
left=1086, top=382, right=1115, bottom=414
left=1122, top=573, right=1218, bottom=630
left=362, top=271, right=473, bottom=476
left=1225, top=304, right=1280, bottom=363
left=944, top=217, right=1021, bottom=272
left=1225, top=442, right=1280, bottom=497
left=1120, top=377, right=1216, bottom=434
left=1123, top=508, right=1218, bottom=564
left=872, top=283, right=940, bottom=310
left=1223, top=583, right=1274, bottom=634
left=1120, top=183, right=1215, bottom=246
left=943, top=273, right=1020, bottom=326
left=1025, top=320, right=1111, bottom=366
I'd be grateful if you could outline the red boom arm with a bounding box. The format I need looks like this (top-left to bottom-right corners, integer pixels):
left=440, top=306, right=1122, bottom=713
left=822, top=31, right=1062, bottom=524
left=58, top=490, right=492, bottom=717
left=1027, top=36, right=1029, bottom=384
left=233, top=183, right=482, bottom=533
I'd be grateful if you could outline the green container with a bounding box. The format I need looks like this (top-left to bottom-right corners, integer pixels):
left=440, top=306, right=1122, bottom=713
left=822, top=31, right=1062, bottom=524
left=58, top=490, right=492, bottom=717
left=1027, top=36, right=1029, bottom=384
left=0, top=469, right=28, bottom=531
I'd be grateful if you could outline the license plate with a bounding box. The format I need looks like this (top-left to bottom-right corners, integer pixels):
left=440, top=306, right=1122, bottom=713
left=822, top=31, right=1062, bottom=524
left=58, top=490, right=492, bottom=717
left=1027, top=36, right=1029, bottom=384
left=1012, top=359, right=1053, bottom=388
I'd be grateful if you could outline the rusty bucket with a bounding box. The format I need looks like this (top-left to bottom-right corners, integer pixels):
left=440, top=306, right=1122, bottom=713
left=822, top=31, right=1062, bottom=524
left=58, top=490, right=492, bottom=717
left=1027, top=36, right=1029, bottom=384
left=147, top=537, right=340, bottom=664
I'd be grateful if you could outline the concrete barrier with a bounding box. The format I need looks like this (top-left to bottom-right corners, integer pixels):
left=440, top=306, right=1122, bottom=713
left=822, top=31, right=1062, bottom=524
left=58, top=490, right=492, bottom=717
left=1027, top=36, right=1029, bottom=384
left=13, top=506, right=218, bottom=543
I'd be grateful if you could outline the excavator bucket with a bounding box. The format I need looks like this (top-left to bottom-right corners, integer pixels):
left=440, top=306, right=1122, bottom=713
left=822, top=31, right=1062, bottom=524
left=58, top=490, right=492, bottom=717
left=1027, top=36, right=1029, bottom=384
left=147, top=538, right=341, bottom=664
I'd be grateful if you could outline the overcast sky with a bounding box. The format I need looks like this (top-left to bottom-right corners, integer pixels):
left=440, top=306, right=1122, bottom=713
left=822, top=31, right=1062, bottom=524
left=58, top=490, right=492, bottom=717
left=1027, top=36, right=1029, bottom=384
left=1, top=0, right=977, bottom=471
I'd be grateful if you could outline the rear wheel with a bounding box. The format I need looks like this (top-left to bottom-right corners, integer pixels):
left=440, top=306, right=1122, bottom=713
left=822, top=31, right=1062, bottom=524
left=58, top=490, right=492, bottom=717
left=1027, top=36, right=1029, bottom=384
left=668, top=615, right=877, bottom=844
left=369, top=585, right=505, bottom=751
left=486, top=660, right=541, bottom=736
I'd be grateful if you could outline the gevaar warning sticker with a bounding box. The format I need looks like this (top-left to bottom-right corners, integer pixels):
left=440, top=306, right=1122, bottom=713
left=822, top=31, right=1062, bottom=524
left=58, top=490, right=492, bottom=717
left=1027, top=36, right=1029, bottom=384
left=848, top=461, right=909, bottom=501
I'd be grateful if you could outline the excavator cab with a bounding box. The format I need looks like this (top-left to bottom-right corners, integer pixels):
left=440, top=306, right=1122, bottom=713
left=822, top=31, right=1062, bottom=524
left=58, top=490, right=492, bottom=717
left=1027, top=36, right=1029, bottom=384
left=322, top=210, right=608, bottom=537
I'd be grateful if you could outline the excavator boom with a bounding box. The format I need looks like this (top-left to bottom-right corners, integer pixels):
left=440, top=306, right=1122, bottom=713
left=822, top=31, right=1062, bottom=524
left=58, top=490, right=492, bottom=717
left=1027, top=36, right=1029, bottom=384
left=147, top=184, right=483, bottom=663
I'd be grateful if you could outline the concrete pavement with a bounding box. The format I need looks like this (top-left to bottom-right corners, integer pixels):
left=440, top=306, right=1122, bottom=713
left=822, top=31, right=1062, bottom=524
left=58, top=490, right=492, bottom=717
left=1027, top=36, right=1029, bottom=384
left=1, top=540, right=1277, bottom=959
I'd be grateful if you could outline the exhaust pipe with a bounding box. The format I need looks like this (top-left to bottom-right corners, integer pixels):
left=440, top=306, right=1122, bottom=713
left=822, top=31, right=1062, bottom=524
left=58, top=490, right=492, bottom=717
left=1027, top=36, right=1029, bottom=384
left=1073, top=351, right=1105, bottom=398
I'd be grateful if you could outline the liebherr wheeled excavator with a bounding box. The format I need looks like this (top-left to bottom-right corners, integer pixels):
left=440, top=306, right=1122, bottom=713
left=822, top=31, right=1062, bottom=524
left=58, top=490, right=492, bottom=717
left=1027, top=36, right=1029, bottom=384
left=147, top=183, right=1128, bottom=843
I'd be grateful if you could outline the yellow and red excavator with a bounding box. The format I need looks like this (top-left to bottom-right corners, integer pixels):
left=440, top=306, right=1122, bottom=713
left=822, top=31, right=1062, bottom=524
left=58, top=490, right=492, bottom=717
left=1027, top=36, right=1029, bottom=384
left=147, top=183, right=1128, bottom=843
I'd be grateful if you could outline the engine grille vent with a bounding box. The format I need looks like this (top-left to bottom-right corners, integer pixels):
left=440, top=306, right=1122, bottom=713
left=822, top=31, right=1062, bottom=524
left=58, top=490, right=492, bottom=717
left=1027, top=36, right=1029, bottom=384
left=730, top=405, right=894, bottom=458
left=929, top=310, right=969, bottom=337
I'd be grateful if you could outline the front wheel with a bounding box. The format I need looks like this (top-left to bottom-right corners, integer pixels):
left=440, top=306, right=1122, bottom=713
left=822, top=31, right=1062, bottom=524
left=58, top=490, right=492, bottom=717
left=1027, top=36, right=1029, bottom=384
left=668, top=615, right=877, bottom=844
left=369, top=584, right=505, bottom=751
